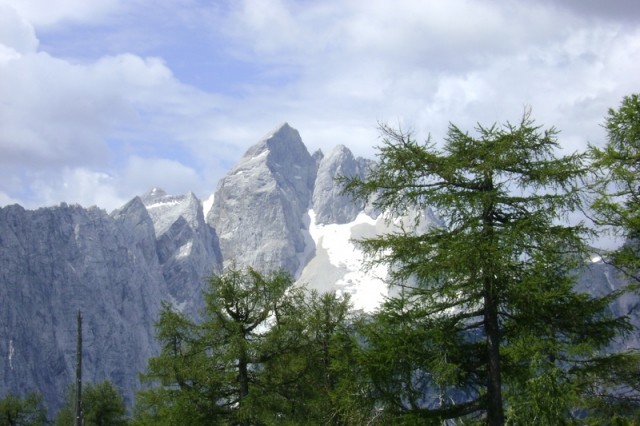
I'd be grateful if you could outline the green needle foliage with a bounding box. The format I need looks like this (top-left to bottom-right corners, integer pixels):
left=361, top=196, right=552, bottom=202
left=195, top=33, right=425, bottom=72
left=55, top=380, right=128, bottom=426
left=0, top=392, right=47, bottom=426
left=342, top=112, right=633, bottom=425
left=135, top=268, right=296, bottom=425
left=134, top=268, right=359, bottom=425
left=587, top=93, right=640, bottom=421
left=590, top=93, right=640, bottom=281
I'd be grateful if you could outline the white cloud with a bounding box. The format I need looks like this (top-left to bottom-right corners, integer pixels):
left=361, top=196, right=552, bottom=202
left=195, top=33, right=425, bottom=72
left=0, top=6, right=228, bottom=208
left=28, top=168, right=125, bottom=210
left=2, top=0, right=126, bottom=29
left=0, top=3, right=38, bottom=53
left=0, top=0, right=639, bottom=215
left=118, top=156, right=202, bottom=200
left=214, top=0, right=639, bottom=157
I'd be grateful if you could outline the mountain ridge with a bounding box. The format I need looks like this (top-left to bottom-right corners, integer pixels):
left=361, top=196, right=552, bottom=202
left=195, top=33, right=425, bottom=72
left=0, top=123, right=636, bottom=415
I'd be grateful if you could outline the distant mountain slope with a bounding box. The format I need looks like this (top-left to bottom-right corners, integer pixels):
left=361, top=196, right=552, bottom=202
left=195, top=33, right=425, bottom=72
left=141, top=188, right=221, bottom=314
left=0, top=200, right=166, bottom=412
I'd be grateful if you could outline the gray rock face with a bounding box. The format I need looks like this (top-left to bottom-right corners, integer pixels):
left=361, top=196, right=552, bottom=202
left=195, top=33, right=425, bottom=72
left=576, top=257, right=640, bottom=350
left=312, top=144, right=373, bottom=225
left=207, top=123, right=316, bottom=274
left=141, top=188, right=222, bottom=314
left=0, top=201, right=167, bottom=413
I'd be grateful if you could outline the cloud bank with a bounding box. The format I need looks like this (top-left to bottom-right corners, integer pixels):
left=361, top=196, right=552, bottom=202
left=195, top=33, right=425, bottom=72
left=0, top=0, right=638, bottom=212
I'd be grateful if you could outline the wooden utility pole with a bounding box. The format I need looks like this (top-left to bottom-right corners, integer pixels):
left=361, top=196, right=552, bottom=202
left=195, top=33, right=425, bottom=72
left=74, top=310, right=83, bottom=426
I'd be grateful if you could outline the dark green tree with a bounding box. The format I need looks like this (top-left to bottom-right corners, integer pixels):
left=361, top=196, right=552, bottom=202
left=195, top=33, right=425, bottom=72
left=342, top=113, right=632, bottom=424
left=135, top=268, right=302, bottom=425
left=135, top=268, right=366, bottom=425
left=0, top=392, right=47, bottom=426
left=590, top=93, right=640, bottom=280
left=256, top=290, right=363, bottom=425
left=587, top=93, right=640, bottom=421
left=55, top=380, right=128, bottom=426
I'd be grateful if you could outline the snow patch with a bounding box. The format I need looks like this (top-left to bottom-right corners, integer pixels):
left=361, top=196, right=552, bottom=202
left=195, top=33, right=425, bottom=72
left=251, top=150, right=268, bottom=161
left=9, top=339, right=14, bottom=370
left=202, top=193, right=215, bottom=218
left=300, top=210, right=388, bottom=312
left=145, top=199, right=181, bottom=209
left=176, top=241, right=193, bottom=259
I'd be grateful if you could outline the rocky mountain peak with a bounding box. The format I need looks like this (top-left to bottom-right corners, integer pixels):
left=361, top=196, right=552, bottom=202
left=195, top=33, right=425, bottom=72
left=312, top=144, right=370, bottom=224
left=207, top=123, right=317, bottom=274
left=140, top=187, right=168, bottom=204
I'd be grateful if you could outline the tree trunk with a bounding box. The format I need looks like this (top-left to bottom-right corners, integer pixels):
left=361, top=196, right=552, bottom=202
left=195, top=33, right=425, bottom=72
left=482, top=174, right=504, bottom=425
left=75, top=310, right=83, bottom=426
left=238, top=343, right=249, bottom=426
left=484, top=283, right=504, bottom=425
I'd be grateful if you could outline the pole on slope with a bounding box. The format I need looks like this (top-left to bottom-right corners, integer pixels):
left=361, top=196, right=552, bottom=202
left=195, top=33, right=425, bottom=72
left=74, top=310, right=83, bottom=426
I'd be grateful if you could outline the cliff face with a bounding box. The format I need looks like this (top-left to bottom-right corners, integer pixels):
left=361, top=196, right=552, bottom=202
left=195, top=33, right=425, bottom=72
left=0, top=201, right=166, bottom=411
left=206, top=123, right=317, bottom=273
left=312, top=144, right=373, bottom=225
left=0, top=189, right=223, bottom=413
left=141, top=189, right=222, bottom=314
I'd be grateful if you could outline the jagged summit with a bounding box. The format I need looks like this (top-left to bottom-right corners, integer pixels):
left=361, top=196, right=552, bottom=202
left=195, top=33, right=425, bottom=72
left=312, top=144, right=373, bottom=225
left=244, top=122, right=312, bottom=181
left=140, top=187, right=168, bottom=204
left=260, top=122, right=294, bottom=142
left=143, top=191, right=200, bottom=236
left=207, top=123, right=316, bottom=273
left=246, top=122, right=298, bottom=157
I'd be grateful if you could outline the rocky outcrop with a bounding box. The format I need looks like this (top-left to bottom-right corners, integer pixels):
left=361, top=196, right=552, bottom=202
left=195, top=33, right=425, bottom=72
left=576, top=256, right=640, bottom=350
left=206, top=123, right=316, bottom=274
left=0, top=201, right=167, bottom=413
left=141, top=188, right=222, bottom=314
left=312, top=144, right=373, bottom=225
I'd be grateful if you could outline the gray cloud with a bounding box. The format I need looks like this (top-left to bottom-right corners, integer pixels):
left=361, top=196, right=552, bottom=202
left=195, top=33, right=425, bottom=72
left=536, top=0, right=640, bottom=22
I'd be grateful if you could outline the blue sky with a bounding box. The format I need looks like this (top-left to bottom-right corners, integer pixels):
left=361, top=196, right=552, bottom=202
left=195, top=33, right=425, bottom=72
left=1, top=0, right=639, bottom=212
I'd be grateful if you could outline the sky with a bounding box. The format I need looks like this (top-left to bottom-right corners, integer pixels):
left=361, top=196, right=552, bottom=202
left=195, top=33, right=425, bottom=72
left=0, top=0, right=639, bottom=212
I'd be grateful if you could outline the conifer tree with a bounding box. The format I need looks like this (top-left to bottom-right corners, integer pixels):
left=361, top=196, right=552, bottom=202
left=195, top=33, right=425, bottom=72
left=590, top=93, right=640, bottom=280
left=135, top=268, right=316, bottom=425
left=0, top=392, right=47, bottom=426
left=342, top=112, right=632, bottom=424
left=135, top=269, right=363, bottom=425
left=55, top=380, right=128, bottom=426
left=587, top=93, right=640, bottom=420
left=136, top=268, right=295, bottom=425
left=257, top=291, right=359, bottom=424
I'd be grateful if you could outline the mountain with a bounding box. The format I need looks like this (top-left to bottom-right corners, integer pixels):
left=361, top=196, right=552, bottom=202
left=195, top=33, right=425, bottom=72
left=312, top=144, right=375, bottom=225
left=0, top=201, right=166, bottom=412
left=141, top=188, right=221, bottom=314
left=206, top=123, right=316, bottom=273
left=0, top=123, right=637, bottom=415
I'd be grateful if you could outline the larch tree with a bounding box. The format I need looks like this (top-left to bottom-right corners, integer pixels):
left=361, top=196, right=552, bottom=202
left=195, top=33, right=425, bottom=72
left=590, top=93, right=640, bottom=281
left=342, top=112, right=632, bottom=424
left=135, top=267, right=297, bottom=425
left=135, top=268, right=361, bottom=425
left=0, top=392, right=47, bottom=426
left=55, top=381, right=128, bottom=426
left=587, top=93, right=640, bottom=419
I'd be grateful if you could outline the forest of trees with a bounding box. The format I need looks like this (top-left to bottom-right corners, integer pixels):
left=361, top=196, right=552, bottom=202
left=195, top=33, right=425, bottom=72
left=2, top=94, right=639, bottom=425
